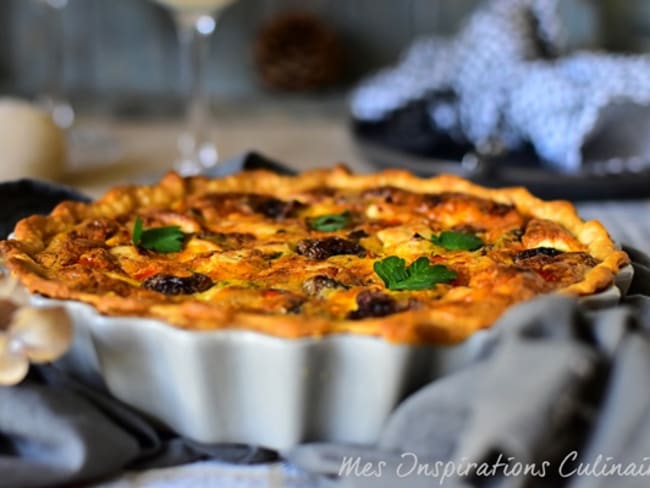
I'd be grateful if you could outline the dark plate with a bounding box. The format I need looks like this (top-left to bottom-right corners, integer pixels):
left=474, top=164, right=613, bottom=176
left=352, top=117, right=650, bottom=201
left=205, top=151, right=296, bottom=178
left=0, top=180, right=91, bottom=239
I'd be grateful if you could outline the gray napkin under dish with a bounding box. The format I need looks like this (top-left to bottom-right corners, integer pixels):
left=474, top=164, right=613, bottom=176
left=351, top=0, right=650, bottom=173
left=2, top=169, right=650, bottom=487
left=287, top=249, right=650, bottom=488
left=0, top=367, right=278, bottom=488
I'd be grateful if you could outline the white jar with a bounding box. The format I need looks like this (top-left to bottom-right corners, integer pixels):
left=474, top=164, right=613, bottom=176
left=0, top=98, right=67, bottom=182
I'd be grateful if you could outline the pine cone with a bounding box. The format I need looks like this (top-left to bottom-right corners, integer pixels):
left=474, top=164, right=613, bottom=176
left=254, top=11, right=344, bottom=92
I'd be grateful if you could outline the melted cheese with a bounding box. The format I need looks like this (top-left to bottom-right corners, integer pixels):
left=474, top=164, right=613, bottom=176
left=1, top=169, right=625, bottom=345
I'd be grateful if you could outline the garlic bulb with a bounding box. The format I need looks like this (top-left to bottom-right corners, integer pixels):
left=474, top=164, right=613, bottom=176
left=0, top=271, right=30, bottom=305
left=0, top=334, right=29, bottom=386
left=0, top=298, right=17, bottom=329
left=9, top=307, right=72, bottom=363
left=0, top=273, right=73, bottom=384
left=0, top=98, right=67, bottom=182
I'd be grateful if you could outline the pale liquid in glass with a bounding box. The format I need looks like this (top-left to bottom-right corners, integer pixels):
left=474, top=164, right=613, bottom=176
left=153, top=0, right=237, bottom=12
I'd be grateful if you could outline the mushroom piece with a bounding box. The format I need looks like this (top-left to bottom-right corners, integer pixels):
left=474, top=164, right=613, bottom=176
left=0, top=298, right=18, bottom=330
left=0, top=334, right=29, bottom=386
left=0, top=270, right=74, bottom=385
left=9, top=307, right=72, bottom=363
left=0, top=272, right=30, bottom=305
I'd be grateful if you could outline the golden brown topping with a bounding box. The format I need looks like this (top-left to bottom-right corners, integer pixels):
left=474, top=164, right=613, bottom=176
left=513, top=247, right=563, bottom=261
left=522, top=219, right=584, bottom=251
left=361, top=186, right=416, bottom=204
left=302, top=275, right=348, bottom=296
left=514, top=252, right=600, bottom=287
left=72, top=218, right=120, bottom=241
left=347, top=290, right=399, bottom=320
left=295, top=237, right=366, bottom=260
left=248, top=195, right=305, bottom=220
left=347, top=229, right=369, bottom=240
left=190, top=192, right=304, bottom=220
left=0, top=168, right=629, bottom=344
left=197, top=232, right=256, bottom=250
left=142, top=273, right=214, bottom=295
left=424, top=192, right=515, bottom=216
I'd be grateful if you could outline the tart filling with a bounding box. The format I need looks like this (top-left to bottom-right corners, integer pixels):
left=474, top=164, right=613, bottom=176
left=0, top=166, right=629, bottom=344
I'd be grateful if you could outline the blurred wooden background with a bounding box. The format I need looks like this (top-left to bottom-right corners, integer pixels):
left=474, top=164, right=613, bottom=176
left=0, top=0, right=641, bottom=109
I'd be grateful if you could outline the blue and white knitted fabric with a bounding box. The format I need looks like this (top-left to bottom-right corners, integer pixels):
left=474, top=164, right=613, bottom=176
left=351, top=0, right=650, bottom=173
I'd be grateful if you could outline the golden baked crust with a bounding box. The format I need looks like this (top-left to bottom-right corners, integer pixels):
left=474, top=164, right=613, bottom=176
left=0, top=166, right=629, bottom=344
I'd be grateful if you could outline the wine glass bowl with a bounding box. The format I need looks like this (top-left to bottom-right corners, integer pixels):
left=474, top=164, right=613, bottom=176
left=152, top=0, right=240, bottom=175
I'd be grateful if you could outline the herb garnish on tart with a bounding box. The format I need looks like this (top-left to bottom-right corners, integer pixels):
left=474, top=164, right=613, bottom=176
left=431, top=230, right=484, bottom=251
left=0, top=166, right=630, bottom=344
left=132, top=217, right=186, bottom=254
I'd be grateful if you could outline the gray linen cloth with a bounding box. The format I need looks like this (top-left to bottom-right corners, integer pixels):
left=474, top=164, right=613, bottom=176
left=287, top=248, right=650, bottom=487
left=0, top=367, right=277, bottom=488
left=351, top=0, right=650, bottom=173
left=2, top=170, right=650, bottom=487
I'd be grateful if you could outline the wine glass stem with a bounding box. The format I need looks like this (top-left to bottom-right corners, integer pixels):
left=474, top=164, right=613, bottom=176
left=174, top=12, right=219, bottom=175
left=41, top=0, right=74, bottom=129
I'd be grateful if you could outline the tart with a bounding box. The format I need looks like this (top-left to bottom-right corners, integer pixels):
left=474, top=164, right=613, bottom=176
left=0, top=166, right=629, bottom=345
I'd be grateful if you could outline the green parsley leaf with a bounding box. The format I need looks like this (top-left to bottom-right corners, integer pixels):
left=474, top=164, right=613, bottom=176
left=431, top=231, right=484, bottom=251
left=308, top=211, right=352, bottom=232
left=374, top=256, right=409, bottom=285
left=132, top=216, right=143, bottom=245
left=373, top=256, right=457, bottom=291
left=132, top=217, right=186, bottom=253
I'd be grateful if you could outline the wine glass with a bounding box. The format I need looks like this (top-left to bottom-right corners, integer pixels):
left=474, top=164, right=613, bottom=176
left=152, top=0, right=239, bottom=175
left=33, top=0, right=123, bottom=170
left=36, top=0, right=75, bottom=129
